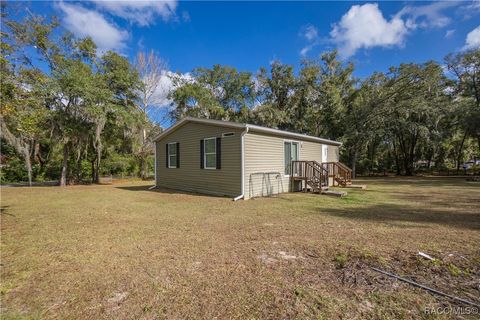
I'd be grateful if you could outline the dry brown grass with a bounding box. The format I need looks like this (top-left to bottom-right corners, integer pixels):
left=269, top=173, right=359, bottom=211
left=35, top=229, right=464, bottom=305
left=1, top=177, right=479, bottom=319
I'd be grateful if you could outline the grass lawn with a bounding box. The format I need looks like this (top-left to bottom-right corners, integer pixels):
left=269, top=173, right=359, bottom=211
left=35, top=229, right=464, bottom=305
left=1, top=177, right=479, bottom=319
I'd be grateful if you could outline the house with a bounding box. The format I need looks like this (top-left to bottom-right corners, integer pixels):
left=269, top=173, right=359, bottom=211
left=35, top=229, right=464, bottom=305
left=153, top=117, right=352, bottom=200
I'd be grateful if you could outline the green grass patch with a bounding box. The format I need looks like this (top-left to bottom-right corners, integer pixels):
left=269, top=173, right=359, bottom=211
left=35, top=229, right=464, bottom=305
left=1, top=177, right=479, bottom=319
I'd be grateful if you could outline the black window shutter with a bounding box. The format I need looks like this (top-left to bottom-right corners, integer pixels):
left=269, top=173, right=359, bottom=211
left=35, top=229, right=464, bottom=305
left=165, top=144, right=169, bottom=168
left=200, top=139, right=204, bottom=169
left=176, top=142, right=180, bottom=168
left=216, top=137, right=221, bottom=169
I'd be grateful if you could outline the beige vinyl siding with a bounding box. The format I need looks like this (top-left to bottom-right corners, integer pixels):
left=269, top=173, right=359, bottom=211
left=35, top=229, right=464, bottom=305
left=244, top=132, right=331, bottom=199
left=156, top=122, right=243, bottom=197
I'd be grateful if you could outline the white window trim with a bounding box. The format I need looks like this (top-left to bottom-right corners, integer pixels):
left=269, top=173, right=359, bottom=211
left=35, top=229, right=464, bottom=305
left=204, top=137, right=217, bottom=170
left=283, top=140, right=300, bottom=177
left=168, top=142, right=177, bottom=168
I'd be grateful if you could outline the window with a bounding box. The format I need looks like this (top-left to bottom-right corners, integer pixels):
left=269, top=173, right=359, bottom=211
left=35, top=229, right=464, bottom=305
left=204, top=137, right=217, bottom=169
left=284, top=141, right=299, bottom=175
left=168, top=143, right=177, bottom=168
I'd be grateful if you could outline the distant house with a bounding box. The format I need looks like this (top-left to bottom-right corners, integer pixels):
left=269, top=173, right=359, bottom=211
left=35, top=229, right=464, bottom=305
left=153, top=117, right=352, bottom=200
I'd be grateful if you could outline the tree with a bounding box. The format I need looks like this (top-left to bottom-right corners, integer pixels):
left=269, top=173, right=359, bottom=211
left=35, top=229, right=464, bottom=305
left=2, top=1, right=478, bottom=183
left=254, top=61, right=296, bottom=130
left=310, top=51, right=355, bottom=140
left=445, top=49, right=480, bottom=158
left=291, top=60, right=321, bottom=133
left=0, top=6, right=51, bottom=185
left=383, top=62, right=449, bottom=175
left=342, top=72, right=387, bottom=177
left=134, top=51, right=167, bottom=179
left=194, top=64, right=256, bottom=119
left=169, top=65, right=255, bottom=122
left=101, top=51, right=142, bottom=180
left=3, top=8, right=143, bottom=185
left=169, top=81, right=225, bottom=120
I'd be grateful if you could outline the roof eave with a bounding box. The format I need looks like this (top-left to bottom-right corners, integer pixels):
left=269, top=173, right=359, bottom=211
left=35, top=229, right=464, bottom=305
left=153, top=117, right=342, bottom=146
left=153, top=117, right=246, bottom=142
left=246, top=125, right=342, bottom=146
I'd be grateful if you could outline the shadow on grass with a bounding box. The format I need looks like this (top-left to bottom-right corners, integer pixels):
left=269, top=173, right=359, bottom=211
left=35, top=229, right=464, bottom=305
left=320, top=202, right=480, bottom=230
left=115, top=185, right=229, bottom=199
left=356, top=177, right=479, bottom=188
left=0, top=181, right=59, bottom=188
left=392, top=191, right=480, bottom=209
left=0, top=205, right=15, bottom=217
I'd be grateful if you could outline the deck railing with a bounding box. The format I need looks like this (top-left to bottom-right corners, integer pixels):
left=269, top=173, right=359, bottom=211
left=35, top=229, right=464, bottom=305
left=291, top=160, right=329, bottom=191
left=322, top=162, right=352, bottom=186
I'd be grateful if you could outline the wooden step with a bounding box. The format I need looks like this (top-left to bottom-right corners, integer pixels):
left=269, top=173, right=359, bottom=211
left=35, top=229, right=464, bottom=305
left=321, top=190, right=347, bottom=197
left=306, top=184, right=329, bottom=192
left=345, top=184, right=367, bottom=189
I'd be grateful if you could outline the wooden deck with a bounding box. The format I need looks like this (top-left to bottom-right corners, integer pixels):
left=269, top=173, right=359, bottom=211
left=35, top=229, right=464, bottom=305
left=291, top=161, right=353, bottom=194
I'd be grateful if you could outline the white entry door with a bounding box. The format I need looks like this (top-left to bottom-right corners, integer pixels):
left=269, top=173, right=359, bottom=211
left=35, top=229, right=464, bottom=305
left=322, top=145, right=328, bottom=163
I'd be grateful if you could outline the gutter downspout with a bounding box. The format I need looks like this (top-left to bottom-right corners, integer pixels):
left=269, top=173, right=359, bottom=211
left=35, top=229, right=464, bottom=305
left=233, top=126, right=249, bottom=201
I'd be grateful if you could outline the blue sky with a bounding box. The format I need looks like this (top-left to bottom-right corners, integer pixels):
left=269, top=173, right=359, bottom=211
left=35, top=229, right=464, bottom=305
left=21, top=1, right=480, bottom=76
left=7, top=1, right=480, bottom=122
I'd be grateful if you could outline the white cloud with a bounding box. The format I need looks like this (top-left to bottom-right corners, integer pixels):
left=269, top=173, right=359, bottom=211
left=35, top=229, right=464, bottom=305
left=57, top=2, right=129, bottom=53
left=330, top=3, right=408, bottom=58
left=300, top=45, right=313, bottom=57
left=149, top=71, right=192, bottom=109
left=457, top=1, right=480, bottom=20
left=150, top=71, right=175, bottom=107
left=299, top=25, right=320, bottom=56
left=463, top=25, right=480, bottom=50
left=302, top=25, right=318, bottom=41
left=92, top=0, right=178, bottom=26
left=329, top=2, right=461, bottom=58
left=445, top=29, right=455, bottom=38
left=397, top=2, right=458, bottom=30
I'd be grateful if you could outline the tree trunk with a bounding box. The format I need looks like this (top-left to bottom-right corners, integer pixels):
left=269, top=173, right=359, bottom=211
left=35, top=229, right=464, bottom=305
left=456, top=131, right=468, bottom=174
left=94, top=145, right=101, bottom=184
left=93, top=120, right=105, bottom=184
left=407, top=132, right=418, bottom=176
left=75, top=148, right=83, bottom=184
left=398, top=137, right=411, bottom=176
left=140, top=126, right=149, bottom=180
left=142, top=127, right=147, bottom=144
left=368, top=138, right=378, bottom=174
left=140, top=154, right=146, bottom=180
left=351, top=148, right=358, bottom=179
left=33, top=142, right=44, bottom=166
left=405, top=163, right=414, bottom=176
left=60, top=143, right=69, bottom=186
left=392, top=141, right=401, bottom=175
left=91, top=158, right=96, bottom=183
left=23, top=148, right=32, bottom=186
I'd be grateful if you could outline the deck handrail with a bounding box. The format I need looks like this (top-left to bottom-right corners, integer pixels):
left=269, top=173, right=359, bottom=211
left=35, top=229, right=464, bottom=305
left=323, top=161, right=351, bottom=172
left=323, top=162, right=352, bottom=186
left=291, top=160, right=328, bottom=191
left=337, top=162, right=352, bottom=173
left=292, top=161, right=352, bottom=188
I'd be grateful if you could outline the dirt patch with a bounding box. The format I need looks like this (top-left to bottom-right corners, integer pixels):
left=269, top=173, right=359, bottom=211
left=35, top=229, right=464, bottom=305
left=278, top=251, right=298, bottom=260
